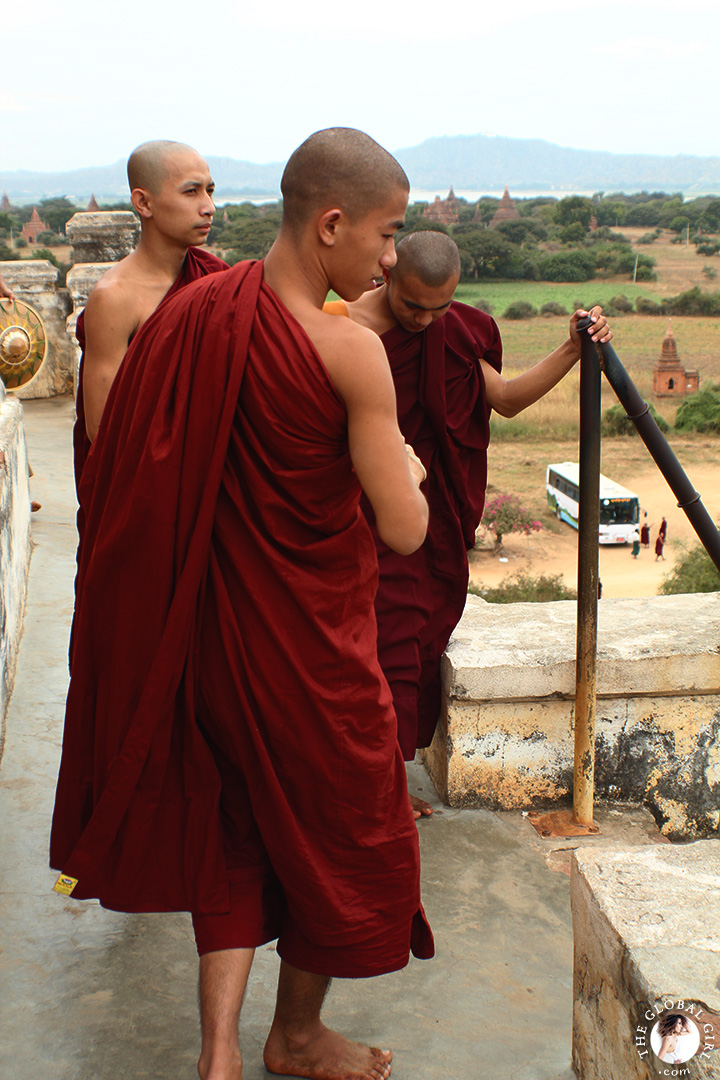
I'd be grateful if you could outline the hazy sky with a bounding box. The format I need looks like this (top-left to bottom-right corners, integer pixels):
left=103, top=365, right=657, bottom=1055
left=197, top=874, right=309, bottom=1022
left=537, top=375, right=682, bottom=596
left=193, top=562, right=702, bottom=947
left=2, top=0, right=718, bottom=172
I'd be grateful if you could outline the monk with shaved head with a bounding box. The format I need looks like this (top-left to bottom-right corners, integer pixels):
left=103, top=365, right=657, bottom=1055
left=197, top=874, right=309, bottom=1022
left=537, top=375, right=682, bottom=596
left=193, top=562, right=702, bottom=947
left=327, top=230, right=613, bottom=816
left=76, top=139, right=226, bottom=458
left=52, top=128, right=433, bottom=1080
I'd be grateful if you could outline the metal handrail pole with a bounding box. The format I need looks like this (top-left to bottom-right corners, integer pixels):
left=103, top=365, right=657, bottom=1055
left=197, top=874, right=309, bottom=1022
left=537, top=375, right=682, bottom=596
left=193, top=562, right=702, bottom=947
left=574, top=328, right=602, bottom=826
left=598, top=340, right=720, bottom=572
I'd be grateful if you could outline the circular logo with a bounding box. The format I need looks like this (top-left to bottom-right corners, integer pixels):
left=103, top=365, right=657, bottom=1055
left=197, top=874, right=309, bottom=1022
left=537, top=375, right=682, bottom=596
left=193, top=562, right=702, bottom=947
left=635, top=1000, right=717, bottom=1075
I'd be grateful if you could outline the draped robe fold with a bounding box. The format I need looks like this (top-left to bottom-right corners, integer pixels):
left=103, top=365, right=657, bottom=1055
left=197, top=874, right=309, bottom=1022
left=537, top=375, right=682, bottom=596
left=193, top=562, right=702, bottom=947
left=51, top=259, right=433, bottom=978
left=365, top=304, right=502, bottom=758
left=73, top=245, right=228, bottom=490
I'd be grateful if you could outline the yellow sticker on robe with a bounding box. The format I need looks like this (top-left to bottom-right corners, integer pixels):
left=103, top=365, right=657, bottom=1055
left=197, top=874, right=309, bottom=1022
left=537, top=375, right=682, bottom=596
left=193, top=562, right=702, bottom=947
left=53, top=874, right=78, bottom=896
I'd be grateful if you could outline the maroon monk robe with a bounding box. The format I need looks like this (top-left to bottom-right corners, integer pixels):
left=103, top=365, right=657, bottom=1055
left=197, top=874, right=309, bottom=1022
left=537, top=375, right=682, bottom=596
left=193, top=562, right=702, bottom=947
left=73, top=245, right=228, bottom=491
left=51, top=260, right=433, bottom=979
left=362, top=303, right=502, bottom=759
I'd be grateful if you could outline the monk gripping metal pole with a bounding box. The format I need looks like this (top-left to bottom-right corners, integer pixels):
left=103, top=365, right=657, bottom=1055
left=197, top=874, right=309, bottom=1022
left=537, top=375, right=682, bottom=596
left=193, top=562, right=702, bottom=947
left=596, top=338, right=720, bottom=573
left=574, top=319, right=602, bottom=827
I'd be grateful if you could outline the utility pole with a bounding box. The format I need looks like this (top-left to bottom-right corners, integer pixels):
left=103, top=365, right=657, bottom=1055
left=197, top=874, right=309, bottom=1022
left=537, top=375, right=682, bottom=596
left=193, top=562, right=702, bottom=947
left=633, top=253, right=639, bottom=283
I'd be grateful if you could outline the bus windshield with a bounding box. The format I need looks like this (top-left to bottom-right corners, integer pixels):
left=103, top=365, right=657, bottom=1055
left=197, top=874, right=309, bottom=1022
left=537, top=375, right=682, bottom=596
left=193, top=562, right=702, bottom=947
left=600, top=499, right=639, bottom=526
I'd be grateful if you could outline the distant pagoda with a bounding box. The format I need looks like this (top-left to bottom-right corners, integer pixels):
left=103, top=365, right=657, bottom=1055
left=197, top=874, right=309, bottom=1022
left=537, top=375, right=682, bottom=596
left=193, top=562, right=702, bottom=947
left=85, top=193, right=101, bottom=212
left=21, top=206, right=48, bottom=243
left=422, top=187, right=460, bottom=226
left=1, top=192, right=12, bottom=213
left=489, top=185, right=521, bottom=227
left=652, top=321, right=699, bottom=398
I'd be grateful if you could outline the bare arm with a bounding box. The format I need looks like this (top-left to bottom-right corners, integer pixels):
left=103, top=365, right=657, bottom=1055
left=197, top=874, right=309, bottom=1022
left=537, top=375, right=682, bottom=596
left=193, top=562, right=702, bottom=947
left=325, top=323, right=428, bottom=555
left=480, top=306, right=612, bottom=418
left=0, top=273, right=14, bottom=301
left=82, top=285, right=139, bottom=441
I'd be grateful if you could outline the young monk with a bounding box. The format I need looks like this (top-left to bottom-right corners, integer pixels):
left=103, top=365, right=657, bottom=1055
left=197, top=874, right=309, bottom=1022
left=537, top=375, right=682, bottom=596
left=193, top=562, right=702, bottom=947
left=51, top=129, right=433, bottom=1080
left=326, top=230, right=612, bottom=817
left=75, top=139, right=226, bottom=472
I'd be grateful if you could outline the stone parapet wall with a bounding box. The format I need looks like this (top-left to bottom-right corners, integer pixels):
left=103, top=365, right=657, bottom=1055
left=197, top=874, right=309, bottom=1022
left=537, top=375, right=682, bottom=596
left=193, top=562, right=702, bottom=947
left=424, top=593, right=720, bottom=839
left=65, top=211, right=139, bottom=264
left=0, top=387, right=31, bottom=754
left=0, top=260, right=74, bottom=399
left=571, top=844, right=720, bottom=1079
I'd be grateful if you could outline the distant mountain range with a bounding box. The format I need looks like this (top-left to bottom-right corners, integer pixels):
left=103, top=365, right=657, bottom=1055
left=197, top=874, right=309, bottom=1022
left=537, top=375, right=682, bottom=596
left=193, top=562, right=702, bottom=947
left=3, top=134, right=720, bottom=203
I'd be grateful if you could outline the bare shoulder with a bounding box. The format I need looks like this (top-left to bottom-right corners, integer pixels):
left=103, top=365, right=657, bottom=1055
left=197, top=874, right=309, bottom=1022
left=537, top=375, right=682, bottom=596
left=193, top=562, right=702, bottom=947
left=305, top=309, right=390, bottom=402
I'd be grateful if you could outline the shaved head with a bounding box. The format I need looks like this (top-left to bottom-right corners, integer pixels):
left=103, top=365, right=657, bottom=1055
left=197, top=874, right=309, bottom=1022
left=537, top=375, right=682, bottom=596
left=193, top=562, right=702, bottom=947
left=391, top=231, right=461, bottom=287
left=127, top=140, right=199, bottom=194
left=281, top=128, right=409, bottom=232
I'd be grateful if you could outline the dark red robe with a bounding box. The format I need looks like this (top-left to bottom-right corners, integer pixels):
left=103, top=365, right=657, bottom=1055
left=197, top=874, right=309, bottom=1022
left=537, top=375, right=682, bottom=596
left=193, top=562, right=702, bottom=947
left=364, top=303, right=502, bottom=759
left=73, top=245, right=228, bottom=491
left=51, top=260, right=433, bottom=978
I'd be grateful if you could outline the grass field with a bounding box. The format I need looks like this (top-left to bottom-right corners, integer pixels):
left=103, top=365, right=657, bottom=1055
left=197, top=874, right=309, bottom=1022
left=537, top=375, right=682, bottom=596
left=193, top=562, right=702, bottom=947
left=456, top=227, right=720, bottom=438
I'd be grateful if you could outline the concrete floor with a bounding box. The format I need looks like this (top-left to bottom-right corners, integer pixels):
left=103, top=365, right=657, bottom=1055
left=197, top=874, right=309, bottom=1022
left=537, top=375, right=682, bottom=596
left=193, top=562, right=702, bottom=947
left=0, top=397, right=664, bottom=1080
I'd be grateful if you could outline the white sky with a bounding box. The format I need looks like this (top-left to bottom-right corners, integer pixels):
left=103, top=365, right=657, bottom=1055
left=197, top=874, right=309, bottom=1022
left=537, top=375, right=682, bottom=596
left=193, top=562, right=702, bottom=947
left=2, top=0, right=719, bottom=172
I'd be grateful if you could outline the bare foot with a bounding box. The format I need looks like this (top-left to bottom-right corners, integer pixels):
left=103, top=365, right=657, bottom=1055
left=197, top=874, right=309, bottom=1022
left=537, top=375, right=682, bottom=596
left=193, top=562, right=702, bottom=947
left=264, top=1021, right=392, bottom=1079
left=198, top=1047, right=243, bottom=1080
left=409, top=793, right=433, bottom=820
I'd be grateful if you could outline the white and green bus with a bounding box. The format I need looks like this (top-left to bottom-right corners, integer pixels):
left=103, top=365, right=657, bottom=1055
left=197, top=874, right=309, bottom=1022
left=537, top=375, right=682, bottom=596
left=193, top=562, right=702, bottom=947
left=546, top=462, right=640, bottom=545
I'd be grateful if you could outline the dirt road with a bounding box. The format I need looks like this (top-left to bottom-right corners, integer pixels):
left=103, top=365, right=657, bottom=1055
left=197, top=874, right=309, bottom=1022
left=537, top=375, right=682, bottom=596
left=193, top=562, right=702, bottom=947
left=470, top=453, right=719, bottom=599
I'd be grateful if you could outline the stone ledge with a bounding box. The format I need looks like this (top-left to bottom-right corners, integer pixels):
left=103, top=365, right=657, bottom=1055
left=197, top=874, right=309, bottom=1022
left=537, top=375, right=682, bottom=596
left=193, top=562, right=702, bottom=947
left=572, top=843, right=720, bottom=1079
left=0, top=396, right=31, bottom=755
left=444, top=594, right=720, bottom=701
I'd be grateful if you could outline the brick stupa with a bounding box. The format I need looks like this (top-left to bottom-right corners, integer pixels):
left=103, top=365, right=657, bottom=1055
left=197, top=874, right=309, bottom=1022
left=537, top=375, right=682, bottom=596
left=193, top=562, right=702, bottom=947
left=422, top=187, right=460, bottom=226
left=652, top=321, right=699, bottom=398
left=21, top=206, right=47, bottom=243
left=489, top=185, right=521, bottom=227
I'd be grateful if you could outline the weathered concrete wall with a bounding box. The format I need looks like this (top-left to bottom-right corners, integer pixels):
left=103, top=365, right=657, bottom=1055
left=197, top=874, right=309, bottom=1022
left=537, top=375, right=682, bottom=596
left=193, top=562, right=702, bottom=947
left=65, top=211, right=139, bottom=264
left=424, top=594, right=720, bottom=839
left=0, top=260, right=74, bottom=398
left=0, top=386, right=31, bottom=757
left=572, top=844, right=720, bottom=1079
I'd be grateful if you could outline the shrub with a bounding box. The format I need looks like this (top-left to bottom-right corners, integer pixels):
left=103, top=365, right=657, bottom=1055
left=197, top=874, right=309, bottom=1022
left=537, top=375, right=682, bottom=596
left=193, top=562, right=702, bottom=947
left=659, top=542, right=720, bottom=595
left=474, top=299, right=494, bottom=315
left=559, top=222, right=586, bottom=243
left=608, top=293, right=634, bottom=312
left=697, top=243, right=720, bottom=256
left=14, top=237, right=27, bottom=249
left=538, top=249, right=596, bottom=282
left=36, top=231, right=62, bottom=247
left=0, top=244, right=19, bottom=261
left=636, top=232, right=659, bottom=244
left=674, top=385, right=720, bottom=433
left=602, top=402, right=670, bottom=437
left=481, top=492, right=543, bottom=549
left=503, top=300, right=537, bottom=320
left=664, top=287, right=720, bottom=316
left=540, top=301, right=568, bottom=316
left=635, top=296, right=664, bottom=315
left=703, top=266, right=718, bottom=280
left=469, top=571, right=577, bottom=603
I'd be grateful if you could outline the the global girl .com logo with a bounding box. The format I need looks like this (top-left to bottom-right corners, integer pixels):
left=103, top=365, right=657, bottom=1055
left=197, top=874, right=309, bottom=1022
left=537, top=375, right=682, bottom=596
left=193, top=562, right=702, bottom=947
left=635, top=1000, right=716, bottom=1075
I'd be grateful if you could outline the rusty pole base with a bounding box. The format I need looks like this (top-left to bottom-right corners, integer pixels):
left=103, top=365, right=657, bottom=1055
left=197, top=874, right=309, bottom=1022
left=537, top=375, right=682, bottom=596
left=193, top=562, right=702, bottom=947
left=526, top=809, right=601, bottom=839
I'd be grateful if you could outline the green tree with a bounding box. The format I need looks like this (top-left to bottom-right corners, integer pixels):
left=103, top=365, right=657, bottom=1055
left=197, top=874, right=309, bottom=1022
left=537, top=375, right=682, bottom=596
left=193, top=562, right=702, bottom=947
left=554, top=196, right=593, bottom=228
left=453, top=227, right=524, bottom=279
left=38, top=197, right=77, bottom=234
left=538, top=250, right=596, bottom=282
left=659, top=543, right=720, bottom=595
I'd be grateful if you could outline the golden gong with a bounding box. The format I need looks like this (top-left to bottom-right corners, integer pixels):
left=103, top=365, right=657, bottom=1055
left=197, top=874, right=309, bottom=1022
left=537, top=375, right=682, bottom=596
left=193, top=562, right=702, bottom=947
left=0, top=298, right=48, bottom=391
